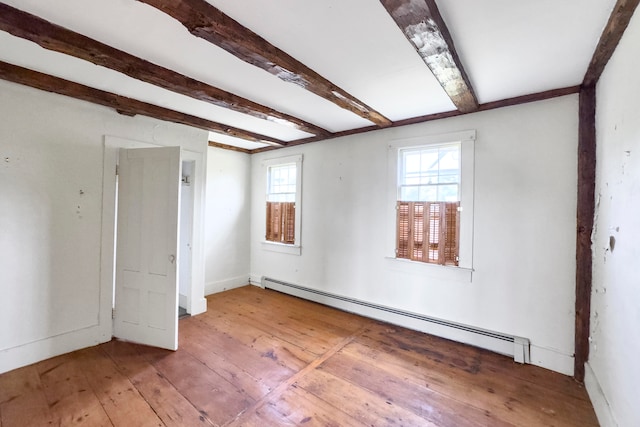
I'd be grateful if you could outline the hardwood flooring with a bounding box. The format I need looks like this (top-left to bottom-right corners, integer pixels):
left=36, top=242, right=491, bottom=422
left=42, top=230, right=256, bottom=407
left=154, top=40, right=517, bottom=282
left=0, top=285, right=598, bottom=426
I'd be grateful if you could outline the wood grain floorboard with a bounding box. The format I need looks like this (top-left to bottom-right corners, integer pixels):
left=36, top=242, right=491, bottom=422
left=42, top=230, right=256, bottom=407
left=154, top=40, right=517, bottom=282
left=195, top=311, right=316, bottom=372
left=78, top=347, right=163, bottom=427
left=274, top=386, right=366, bottom=427
left=100, top=340, right=212, bottom=426
left=0, top=365, right=54, bottom=426
left=318, top=349, right=512, bottom=427
left=295, top=368, right=439, bottom=426
left=225, top=330, right=361, bottom=427
left=0, top=285, right=598, bottom=426
left=37, top=352, right=113, bottom=426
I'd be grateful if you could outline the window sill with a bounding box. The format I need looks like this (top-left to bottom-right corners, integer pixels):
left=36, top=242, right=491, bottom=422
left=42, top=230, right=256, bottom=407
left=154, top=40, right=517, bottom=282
left=261, top=241, right=301, bottom=255
left=384, top=256, right=473, bottom=282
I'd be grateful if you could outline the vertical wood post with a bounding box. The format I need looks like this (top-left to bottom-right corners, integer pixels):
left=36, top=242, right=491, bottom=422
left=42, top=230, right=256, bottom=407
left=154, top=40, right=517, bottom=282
left=574, top=84, right=596, bottom=382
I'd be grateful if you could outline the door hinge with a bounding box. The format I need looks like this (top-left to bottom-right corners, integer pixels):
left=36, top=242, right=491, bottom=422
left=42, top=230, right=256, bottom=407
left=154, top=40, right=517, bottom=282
left=115, top=164, right=119, bottom=176
left=112, top=308, right=115, bottom=319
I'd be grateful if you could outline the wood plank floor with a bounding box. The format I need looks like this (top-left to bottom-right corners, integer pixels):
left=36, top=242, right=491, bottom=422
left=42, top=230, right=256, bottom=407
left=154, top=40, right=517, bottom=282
left=0, top=285, right=599, bottom=426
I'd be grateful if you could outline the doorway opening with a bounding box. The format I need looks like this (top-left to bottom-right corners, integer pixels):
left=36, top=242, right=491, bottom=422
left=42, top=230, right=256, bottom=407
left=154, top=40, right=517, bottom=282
left=100, top=136, right=207, bottom=350
left=111, top=155, right=195, bottom=321
left=179, top=160, right=195, bottom=318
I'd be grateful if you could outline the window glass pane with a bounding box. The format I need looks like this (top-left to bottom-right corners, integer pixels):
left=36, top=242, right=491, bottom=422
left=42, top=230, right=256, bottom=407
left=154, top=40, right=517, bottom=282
left=399, top=143, right=460, bottom=202
left=439, top=171, right=459, bottom=183
left=400, top=186, right=419, bottom=201
left=418, top=185, right=438, bottom=202
left=405, top=176, right=421, bottom=186
left=404, top=152, right=421, bottom=174
left=437, top=184, right=459, bottom=201
left=268, top=163, right=296, bottom=197
left=420, top=150, right=440, bottom=182
left=439, top=146, right=459, bottom=168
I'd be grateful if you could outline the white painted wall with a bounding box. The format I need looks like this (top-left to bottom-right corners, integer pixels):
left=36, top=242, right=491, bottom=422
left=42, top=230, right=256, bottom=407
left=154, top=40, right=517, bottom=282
left=250, top=96, right=579, bottom=375
left=204, top=147, right=251, bottom=294
left=587, top=8, right=640, bottom=427
left=0, top=80, right=208, bottom=374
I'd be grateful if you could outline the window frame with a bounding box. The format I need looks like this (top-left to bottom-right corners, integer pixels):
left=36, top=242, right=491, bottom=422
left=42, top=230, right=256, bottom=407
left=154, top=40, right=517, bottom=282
left=386, top=130, right=475, bottom=271
left=261, top=154, right=303, bottom=255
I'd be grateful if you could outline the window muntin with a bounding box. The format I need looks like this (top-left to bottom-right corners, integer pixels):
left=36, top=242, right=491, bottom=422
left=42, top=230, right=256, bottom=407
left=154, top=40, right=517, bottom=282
left=398, top=144, right=460, bottom=202
left=267, top=163, right=296, bottom=202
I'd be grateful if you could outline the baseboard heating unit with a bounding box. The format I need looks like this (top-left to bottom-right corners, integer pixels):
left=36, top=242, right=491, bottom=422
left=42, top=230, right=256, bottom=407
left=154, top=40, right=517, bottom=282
left=261, top=277, right=531, bottom=364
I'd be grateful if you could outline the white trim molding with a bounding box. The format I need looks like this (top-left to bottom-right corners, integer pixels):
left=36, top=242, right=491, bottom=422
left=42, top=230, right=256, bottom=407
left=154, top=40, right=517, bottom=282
left=386, top=130, right=476, bottom=272
left=585, top=362, right=617, bottom=427
left=205, top=275, right=250, bottom=296
left=260, top=154, right=303, bottom=255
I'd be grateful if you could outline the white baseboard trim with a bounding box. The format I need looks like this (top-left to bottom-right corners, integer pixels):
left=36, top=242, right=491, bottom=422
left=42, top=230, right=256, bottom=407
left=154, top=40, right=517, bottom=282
left=529, top=345, right=574, bottom=376
left=0, top=325, right=110, bottom=375
left=249, top=274, right=264, bottom=287
left=260, top=277, right=539, bottom=366
left=585, top=361, right=617, bottom=427
left=260, top=276, right=576, bottom=375
left=205, top=275, right=250, bottom=296
left=179, top=293, right=188, bottom=309
left=190, top=297, right=207, bottom=316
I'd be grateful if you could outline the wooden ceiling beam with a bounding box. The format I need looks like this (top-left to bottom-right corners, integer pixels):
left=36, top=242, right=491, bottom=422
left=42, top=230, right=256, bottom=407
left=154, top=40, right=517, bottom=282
left=0, top=3, right=326, bottom=138
left=583, top=0, right=640, bottom=86
left=208, top=141, right=252, bottom=154
left=253, top=85, right=579, bottom=153
left=137, top=0, right=392, bottom=127
left=0, top=61, right=285, bottom=147
left=380, top=0, right=479, bottom=113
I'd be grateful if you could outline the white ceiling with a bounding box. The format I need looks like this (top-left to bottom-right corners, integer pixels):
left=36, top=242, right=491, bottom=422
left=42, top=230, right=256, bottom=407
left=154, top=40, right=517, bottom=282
left=0, top=0, right=616, bottom=150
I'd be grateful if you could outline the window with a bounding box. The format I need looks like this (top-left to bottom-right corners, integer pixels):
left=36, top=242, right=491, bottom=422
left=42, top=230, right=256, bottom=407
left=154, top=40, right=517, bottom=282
left=266, top=163, right=296, bottom=244
left=262, top=155, right=302, bottom=254
left=387, top=130, right=474, bottom=270
left=397, top=144, right=461, bottom=266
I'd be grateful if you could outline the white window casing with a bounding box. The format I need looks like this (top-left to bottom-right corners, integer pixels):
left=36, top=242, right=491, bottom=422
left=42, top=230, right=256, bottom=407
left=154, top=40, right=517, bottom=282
left=261, top=154, right=303, bottom=255
left=386, top=130, right=475, bottom=275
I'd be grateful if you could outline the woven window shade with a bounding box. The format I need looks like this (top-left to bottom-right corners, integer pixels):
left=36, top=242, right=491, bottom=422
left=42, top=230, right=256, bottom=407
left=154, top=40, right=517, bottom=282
left=397, top=201, right=459, bottom=266
left=266, top=201, right=295, bottom=244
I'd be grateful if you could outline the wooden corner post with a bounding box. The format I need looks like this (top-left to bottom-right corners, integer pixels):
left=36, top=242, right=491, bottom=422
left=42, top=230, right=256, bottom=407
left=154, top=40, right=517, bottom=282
left=574, top=84, right=596, bottom=383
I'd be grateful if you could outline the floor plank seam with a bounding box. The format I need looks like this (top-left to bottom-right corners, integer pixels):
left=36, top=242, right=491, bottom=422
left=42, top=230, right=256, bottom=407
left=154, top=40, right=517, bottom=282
left=320, top=340, right=501, bottom=426
left=101, top=342, right=213, bottom=427
left=222, top=327, right=366, bottom=426
left=204, top=312, right=320, bottom=359
left=79, top=350, right=118, bottom=427
left=136, top=345, right=219, bottom=427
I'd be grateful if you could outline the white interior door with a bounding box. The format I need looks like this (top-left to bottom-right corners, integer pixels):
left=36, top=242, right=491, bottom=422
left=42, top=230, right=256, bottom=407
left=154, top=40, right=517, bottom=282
left=114, top=146, right=181, bottom=350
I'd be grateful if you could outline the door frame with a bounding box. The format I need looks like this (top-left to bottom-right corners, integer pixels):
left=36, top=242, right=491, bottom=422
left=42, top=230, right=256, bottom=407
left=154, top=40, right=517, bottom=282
left=99, top=135, right=207, bottom=342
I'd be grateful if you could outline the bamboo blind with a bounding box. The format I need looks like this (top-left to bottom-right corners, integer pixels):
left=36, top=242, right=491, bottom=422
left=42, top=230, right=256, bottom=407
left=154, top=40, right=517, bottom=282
left=396, top=201, right=460, bottom=266
left=266, top=202, right=295, bottom=244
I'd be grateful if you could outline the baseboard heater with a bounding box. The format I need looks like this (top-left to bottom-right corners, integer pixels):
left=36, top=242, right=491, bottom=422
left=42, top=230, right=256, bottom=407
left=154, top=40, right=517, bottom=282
left=261, top=277, right=531, bottom=364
